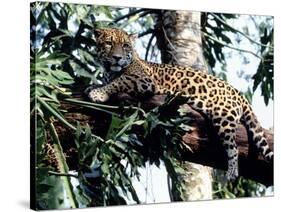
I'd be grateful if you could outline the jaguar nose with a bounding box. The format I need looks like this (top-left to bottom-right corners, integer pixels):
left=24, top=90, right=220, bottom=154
left=112, top=55, right=122, bottom=61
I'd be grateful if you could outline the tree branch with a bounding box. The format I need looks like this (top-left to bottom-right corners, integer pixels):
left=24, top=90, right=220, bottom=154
left=138, top=28, right=155, bottom=38
left=145, top=33, right=155, bottom=61
left=48, top=171, right=78, bottom=178
left=113, top=8, right=147, bottom=23
left=203, top=32, right=262, bottom=59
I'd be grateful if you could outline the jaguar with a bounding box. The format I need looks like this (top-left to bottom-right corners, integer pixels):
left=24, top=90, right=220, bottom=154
left=87, top=27, right=273, bottom=180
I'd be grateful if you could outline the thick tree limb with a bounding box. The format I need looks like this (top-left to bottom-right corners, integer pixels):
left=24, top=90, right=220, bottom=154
left=145, top=95, right=274, bottom=186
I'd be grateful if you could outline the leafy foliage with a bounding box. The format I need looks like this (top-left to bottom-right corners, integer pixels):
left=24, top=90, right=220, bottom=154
left=252, top=29, right=274, bottom=105
left=213, top=176, right=267, bottom=199
left=202, top=13, right=237, bottom=77
left=74, top=121, right=143, bottom=206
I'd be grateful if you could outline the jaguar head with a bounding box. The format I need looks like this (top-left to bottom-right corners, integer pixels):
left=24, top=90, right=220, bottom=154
left=94, top=28, right=138, bottom=72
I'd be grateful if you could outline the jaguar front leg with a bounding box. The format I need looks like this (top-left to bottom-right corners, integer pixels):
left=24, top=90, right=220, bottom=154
left=86, top=75, right=127, bottom=103
left=87, top=79, right=124, bottom=103
left=86, top=74, right=155, bottom=103
left=88, top=87, right=110, bottom=103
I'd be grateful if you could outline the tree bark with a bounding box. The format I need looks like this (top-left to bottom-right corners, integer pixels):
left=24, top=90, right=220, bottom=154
left=154, top=10, right=213, bottom=201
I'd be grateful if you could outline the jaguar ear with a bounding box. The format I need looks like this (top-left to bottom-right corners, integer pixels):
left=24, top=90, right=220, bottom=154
left=94, top=28, right=103, bottom=38
left=129, top=33, right=138, bottom=42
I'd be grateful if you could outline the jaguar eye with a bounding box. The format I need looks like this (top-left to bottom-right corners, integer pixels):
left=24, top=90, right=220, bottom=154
left=123, top=43, right=130, bottom=48
left=105, top=41, right=112, bottom=46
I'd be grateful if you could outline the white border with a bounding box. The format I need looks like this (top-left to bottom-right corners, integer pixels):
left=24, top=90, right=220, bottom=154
left=0, top=0, right=280, bottom=211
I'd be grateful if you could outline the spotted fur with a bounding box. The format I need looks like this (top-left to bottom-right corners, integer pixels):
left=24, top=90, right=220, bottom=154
left=87, top=28, right=273, bottom=180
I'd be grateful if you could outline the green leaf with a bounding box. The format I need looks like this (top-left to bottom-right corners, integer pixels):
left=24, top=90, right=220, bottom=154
left=51, top=70, right=74, bottom=84
left=127, top=184, right=140, bottom=203
left=36, top=118, right=47, bottom=154
left=220, top=33, right=232, bottom=44
left=133, top=120, right=146, bottom=125
left=37, top=175, right=73, bottom=210
left=37, top=183, right=54, bottom=193
left=99, top=6, right=114, bottom=19
left=73, top=184, right=91, bottom=207
left=101, top=163, right=110, bottom=176
left=113, top=140, right=128, bottom=152
left=47, top=121, right=78, bottom=208
left=74, top=122, right=82, bottom=148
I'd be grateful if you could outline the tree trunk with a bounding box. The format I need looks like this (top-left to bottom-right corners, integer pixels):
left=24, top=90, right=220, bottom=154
left=154, top=10, right=213, bottom=201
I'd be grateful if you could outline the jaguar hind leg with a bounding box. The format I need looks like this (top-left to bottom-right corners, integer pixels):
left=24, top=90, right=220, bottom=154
left=213, top=120, right=239, bottom=181
left=186, top=96, right=241, bottom=180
